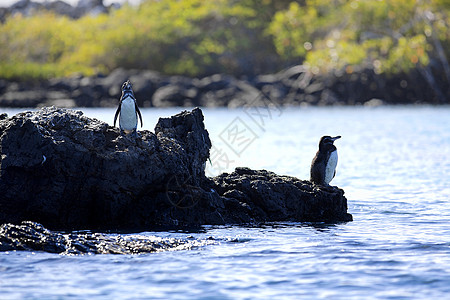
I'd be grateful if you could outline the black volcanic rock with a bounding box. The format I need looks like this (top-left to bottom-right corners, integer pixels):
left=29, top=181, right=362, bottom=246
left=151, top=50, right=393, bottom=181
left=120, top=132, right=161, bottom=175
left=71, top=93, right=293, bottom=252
left=0, top=106, right=352, bottom=234
left=0, top=106, right=212, bottom=230
left=208, top=167, right=352, bottom=223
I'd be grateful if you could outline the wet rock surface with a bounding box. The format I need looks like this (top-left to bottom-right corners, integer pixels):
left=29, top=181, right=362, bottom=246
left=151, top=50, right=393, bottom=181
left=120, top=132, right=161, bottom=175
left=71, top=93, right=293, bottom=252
left=0, top=107, right=352, bottom=248
left=0, top=221, right=214, bottom=254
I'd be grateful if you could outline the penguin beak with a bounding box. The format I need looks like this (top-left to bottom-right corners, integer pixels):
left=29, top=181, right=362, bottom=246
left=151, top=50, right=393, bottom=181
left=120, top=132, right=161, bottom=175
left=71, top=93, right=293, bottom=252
left=332, top=136, right=341, bottom=141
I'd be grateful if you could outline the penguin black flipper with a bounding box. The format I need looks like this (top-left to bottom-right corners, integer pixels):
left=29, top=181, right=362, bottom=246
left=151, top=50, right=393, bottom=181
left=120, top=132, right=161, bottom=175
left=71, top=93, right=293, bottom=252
left=310, top=152, right=326, bottom=185
left=113, top=104, right=121, bottom=127
left=135, top=103, right=143, bottom=127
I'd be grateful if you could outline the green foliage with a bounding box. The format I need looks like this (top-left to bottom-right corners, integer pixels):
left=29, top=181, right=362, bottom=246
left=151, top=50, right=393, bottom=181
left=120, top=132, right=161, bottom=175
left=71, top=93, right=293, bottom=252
left=0, top=12, right=106, bottom=79
left=268, top=2, right=316, bottom=58
left=0, top=0, right=448, bottom=80
left=269, top=0, right=449, bottom=75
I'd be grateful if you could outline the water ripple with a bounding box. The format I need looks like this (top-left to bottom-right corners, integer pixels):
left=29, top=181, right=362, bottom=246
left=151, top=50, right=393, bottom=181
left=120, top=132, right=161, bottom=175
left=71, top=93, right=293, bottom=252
left=1, top=106, right=450, bottom=299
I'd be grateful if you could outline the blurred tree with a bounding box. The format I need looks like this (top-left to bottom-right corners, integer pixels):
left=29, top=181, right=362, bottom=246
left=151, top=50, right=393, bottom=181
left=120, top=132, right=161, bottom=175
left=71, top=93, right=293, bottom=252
left=268, top=0, right=449, bottom=78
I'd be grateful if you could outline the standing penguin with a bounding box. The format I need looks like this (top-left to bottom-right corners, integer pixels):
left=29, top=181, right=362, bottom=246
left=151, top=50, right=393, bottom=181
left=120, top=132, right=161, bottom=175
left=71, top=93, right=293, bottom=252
left=114, top=80, right=143, bottom=136
left=310, top=136, right=341, bottom=185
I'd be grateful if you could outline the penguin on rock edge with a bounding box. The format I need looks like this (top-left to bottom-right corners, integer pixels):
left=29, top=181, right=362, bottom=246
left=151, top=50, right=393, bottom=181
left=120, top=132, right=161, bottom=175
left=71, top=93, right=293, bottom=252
left=310, top=136, right=341, bottom=186
left=114, top=80, right=143, bottom=137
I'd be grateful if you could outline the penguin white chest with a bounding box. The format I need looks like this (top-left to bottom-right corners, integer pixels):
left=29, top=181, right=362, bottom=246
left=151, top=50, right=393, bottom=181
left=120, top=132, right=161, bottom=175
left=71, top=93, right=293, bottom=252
left=324, top=150, right=338, bottom=184
left=119, top=96, right=137, bottom=132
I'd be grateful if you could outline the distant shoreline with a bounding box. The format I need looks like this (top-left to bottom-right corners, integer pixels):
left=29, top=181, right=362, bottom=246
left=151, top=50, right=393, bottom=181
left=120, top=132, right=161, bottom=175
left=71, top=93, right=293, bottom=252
left=1, top=67, right=448, bottom=108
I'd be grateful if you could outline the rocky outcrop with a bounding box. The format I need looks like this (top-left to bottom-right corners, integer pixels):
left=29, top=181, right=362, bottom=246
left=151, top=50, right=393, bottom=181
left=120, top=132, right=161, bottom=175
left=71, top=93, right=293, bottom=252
left=208, top=167, right=352, bottom=223
left=0, top=107, right=352, bottom=233
left=0, top=106, right=212, bottom=230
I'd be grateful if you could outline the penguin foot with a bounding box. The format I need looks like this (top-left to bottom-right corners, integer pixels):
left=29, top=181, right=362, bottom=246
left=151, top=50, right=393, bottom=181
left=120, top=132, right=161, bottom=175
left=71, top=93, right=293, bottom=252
left=118, top=130, right=141, bottom=139
left=131, top=130, right=141, bottom=139
left=323, top=183, right=338, bottom=192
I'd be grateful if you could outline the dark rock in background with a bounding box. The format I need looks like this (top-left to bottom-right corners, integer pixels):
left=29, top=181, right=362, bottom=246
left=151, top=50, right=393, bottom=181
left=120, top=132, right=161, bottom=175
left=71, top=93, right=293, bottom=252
left=0, top=0, right=114, bottom=22
left=1, top=65, right=447, bottom=109
left=152, top=77, right=197, bottom=107
left=0, top=107, right=352, bottom=232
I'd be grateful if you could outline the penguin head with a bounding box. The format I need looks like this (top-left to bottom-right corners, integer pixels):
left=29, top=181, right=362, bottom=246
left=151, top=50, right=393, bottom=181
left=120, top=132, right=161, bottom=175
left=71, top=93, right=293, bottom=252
left=318, top=135, right=341, bottom=151
left=120, top=80, right=135, bottom=99
left=122, top=80, right=133, bottom=92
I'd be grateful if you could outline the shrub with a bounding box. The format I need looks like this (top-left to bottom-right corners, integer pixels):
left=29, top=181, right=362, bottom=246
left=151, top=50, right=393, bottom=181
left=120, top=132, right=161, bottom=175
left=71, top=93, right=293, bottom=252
left=267, top=0, right=449, bottom=76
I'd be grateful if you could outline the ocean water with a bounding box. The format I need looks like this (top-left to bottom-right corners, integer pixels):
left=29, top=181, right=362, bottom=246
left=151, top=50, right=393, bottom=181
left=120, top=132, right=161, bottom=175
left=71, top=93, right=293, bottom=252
left=1, top=105, right=450, bottom=299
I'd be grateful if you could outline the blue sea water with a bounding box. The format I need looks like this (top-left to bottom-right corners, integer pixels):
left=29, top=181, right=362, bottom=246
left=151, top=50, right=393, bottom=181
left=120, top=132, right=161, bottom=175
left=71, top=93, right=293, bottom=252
left=1, top=105, right=449, bottom=299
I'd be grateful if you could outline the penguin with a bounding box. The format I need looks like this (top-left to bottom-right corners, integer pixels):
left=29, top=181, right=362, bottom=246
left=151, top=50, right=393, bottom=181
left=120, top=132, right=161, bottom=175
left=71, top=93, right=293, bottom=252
left=114, top=80, right=143, bottom=136
left=310, top=136, right=341, bottom=185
